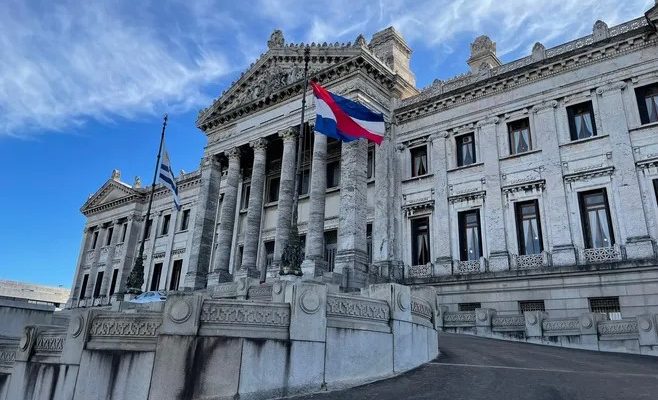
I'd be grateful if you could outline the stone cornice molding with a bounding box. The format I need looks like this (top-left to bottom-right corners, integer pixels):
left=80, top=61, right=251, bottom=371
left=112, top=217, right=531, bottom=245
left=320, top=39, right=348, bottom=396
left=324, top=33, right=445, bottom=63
left=476, top=116, right=500, bottom=128
left=595, top=81, right=627, bottom=95
left=448, top=190, right=486, bottom=204
left=563, top=166, right=615, bottom=183
left=502, top=179, right=546, bottom=195
left=532, top=100, right=559, bottom=114
left=396, top=16, right=652, bottom=123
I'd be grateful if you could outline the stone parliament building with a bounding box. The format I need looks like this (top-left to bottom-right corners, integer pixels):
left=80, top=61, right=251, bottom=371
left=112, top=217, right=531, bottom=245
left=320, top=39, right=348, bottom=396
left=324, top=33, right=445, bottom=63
left=69, top=5, right=658, bottom=320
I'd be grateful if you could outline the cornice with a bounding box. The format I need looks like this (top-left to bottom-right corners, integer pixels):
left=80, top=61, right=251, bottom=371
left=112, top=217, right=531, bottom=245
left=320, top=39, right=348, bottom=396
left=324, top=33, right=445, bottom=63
left=395, top=17, right=653, bottom=124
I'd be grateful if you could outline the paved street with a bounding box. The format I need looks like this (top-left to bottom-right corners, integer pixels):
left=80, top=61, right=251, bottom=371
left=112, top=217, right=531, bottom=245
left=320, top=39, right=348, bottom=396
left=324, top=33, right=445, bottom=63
left=292, top=333, right=658, bottom=400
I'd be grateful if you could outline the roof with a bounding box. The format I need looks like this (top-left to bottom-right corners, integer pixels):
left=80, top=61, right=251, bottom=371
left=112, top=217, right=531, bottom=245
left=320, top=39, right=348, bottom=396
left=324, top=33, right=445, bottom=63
left=0, top=279, right=70, bottom=305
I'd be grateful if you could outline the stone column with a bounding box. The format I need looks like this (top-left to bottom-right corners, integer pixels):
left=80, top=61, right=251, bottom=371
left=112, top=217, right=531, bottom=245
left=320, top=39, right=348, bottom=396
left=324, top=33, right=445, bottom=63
left=334, top=138, right=369, bottom=289
left=477, top=117, right=509, bottom=271
left=596, top=82, right=654, bottom=259
left=428, top=131, right=452, bottom=275
left=532, top=101, right=576, bottom=266
left=207, top=147, right=241, bottom=286
left=271, top=128, right=298, bottom=276
left=301, top=131, right=327, bottom=278
left=237, top=138, right=269, bottom=279
left=184, top=155, right=223, bottom=289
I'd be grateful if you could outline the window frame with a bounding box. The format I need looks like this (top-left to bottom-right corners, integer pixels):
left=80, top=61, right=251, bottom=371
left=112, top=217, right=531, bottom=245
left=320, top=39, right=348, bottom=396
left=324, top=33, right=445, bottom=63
left=519, top=300, right=545, bottom=312
left=109, top=269, right=119, bottom=296
left=80, top=274, right=89, bottom=299
left=91, top=231, right=99, bottom=250
left=456, top=132, right=476, bottom=167
left=367, top=145, right=375, bottom=180
left=267, top=176, right=280, bottom=203
left=150, top=262, right=163, bottom=291
left=180, top=209, right=191, bottom=231
left=169, top=259, right=183, bottom=291
left=458, top=302, right=481, bottom=312
left=578, top=188, right=615, bottom=249
left=567, top=101, right=597, bottom=141
left=105, top=226, right=114, bottom=246
left=514, top=200, right=544, bottom=255
left=635, top=83, right=658, bottom=125
left=458, top=209, right=483, bottom=261
left=410, top=216, right=431, bottom=265
left=507, top=118, right=532, bottom=155
left=93, top=271, right=104, bottom=298
left=161, top=214, right=171, bottom=235
left=588, top=296, right=621, bottom=320
left=409, top=144, right=428, bottom=177
left=326, top=160, right=341, bottom=189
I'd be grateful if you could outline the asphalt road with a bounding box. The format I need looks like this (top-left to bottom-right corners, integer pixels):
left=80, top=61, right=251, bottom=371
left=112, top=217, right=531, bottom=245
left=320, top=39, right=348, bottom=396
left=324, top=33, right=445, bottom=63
left=292, top=333, right=658, bottom=400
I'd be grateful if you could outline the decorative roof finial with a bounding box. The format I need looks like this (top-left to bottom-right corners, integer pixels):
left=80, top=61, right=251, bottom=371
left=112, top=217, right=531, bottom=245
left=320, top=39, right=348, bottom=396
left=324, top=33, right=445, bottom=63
left=133, top=176, right=142, bottom=189
left=268, top=29, right=285, bottom=49
left=354, top=34, right=367, bottom=47
left=111, top=169, right=121, bottom=181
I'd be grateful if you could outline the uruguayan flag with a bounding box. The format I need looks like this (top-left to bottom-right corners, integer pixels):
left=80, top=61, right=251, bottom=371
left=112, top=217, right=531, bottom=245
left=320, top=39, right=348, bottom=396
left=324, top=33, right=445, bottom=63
left=159, top=148, right=181, bottom=211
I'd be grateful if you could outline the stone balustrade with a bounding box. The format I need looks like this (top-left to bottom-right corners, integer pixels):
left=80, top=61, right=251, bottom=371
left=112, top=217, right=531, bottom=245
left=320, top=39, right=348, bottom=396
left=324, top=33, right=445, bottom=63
left=5, top=282, right=439, bottom=400
left=436, top=306, right=658, bottom=356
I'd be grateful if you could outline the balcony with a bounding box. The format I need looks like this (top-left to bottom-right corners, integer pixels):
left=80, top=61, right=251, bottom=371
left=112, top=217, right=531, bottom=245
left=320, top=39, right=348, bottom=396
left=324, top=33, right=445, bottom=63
left=581, top=244, right=624, bottom=264
left=454, top=257, right=487, bottom=274
left=513, top=251, right=551, bottom=270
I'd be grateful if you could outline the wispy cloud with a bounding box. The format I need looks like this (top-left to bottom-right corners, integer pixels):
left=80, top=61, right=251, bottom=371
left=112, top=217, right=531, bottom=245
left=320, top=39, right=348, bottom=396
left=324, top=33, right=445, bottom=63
left=0, top=0, right=653, bottom=138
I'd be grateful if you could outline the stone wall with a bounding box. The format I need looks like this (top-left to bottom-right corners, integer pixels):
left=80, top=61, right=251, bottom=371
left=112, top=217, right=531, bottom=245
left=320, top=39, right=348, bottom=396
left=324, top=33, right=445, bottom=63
left=436, top=306, right=658, bottom=356
left=5, top=282, right=439, bottom=400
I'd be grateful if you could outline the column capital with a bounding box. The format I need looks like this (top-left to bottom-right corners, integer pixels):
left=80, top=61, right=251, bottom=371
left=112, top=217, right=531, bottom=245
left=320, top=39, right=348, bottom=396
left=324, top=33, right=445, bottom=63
left=532, top=100, right=558, bottom=114
left=225, top=147, right=241, bottom=160
left=476, top=116, right=500, bottom=128
left=428, top=131, right=449, bottom=142
left=250, top=138, right=269, bottom=151
left=279, top=127, right=298, bottom=142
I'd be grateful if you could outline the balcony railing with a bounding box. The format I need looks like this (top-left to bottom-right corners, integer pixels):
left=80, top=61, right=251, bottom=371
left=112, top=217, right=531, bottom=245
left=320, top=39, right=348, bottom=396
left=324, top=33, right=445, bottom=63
left=325, top=248, right=337, bottom=272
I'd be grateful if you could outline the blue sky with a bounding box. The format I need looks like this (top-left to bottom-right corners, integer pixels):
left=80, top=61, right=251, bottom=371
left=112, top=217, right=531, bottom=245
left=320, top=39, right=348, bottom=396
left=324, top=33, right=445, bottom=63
left=0, top=0, right=653, bottom=288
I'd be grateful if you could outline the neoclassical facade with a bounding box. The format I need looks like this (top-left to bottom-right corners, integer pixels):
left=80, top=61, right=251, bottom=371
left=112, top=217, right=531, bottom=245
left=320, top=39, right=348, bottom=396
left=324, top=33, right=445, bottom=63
left=69, top=4, right=658, bottom=319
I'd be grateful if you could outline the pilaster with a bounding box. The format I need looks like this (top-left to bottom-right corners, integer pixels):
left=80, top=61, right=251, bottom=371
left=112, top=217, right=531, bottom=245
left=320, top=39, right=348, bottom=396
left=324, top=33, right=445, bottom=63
left=428, top=131, right=452, bottom=275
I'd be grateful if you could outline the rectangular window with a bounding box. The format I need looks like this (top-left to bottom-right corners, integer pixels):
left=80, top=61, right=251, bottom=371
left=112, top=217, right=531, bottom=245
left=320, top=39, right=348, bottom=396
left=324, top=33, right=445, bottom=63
left=367, top=146, right=375, bottom=179
left=654, top=180, right=658, bottom=206
left=121, top=223, right=128, bottom=242
left=169, top=260, right=183, bottom=291
left=298, top=170, right=310, bottom=195
left=410, top=217, right=431, bottom=265
left=589, top=297, right=621, bottom=320
left=635, top=83, right=658, bottom=124
left=240, top=182, right=251, bottom=209
left=267, top=177, right=280, bottom=203
left=327, top=161, right=341, bottom=189
left=458, top=302, right=481, bottom=312
left=366, top=223, right=373, bottom=264
left=180, top=209, right=191, bottom=231
left=567, top=101, right=597, bottom=140
left=106, top=227, right=114, bottom=246
left=150, top=263, right=163, bottom=291
left=93, top=271, right=104, bottom=298
left=515, top=200, right=543, bottom=255
left=456, top=133, right=476, bottom=167
left=410, top=145, right=428, bottom=177
left=236, top=245, right=244, bottom=269
left=508, top=118, right=531, bottom=155
left=91, top=231, right=99, bottom=250
left=519, top=300, right=545, bottom=312
left=264, top=241, right=275, bottom=269
left=458, top=209, right=482, bottom=261
left=579, top=189, right=614, bottom=248
left=299, top=234, right=306, bottom=260
left=161, top=214, right=171, bottom=235
left=80, top=274, right=89, bottom=299
left=324, top=230, right=338, bottom=272
left=109, top=269, right=119, bottom=296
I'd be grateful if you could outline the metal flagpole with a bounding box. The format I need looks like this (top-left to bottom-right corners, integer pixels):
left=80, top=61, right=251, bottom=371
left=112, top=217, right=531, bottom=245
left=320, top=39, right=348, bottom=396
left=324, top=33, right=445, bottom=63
left=280, top=47, right=310, bottom=276
left=126, top=114, right=169, bottom=293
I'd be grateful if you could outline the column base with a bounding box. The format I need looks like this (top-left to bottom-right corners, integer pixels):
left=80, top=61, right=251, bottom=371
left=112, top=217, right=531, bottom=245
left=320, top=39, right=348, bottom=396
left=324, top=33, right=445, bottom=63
left=488, top=251, right=510, bottom=272
left=334, top=249, right=369, bottom=289
left=205, top=270, right=233, bottom=287
left=233, top=266, right=260, bottom=281
left=551, top=244, right=577, bottom=266
left=301, top=257, right=327, bottom=281
left=625, top=236, right=655, bottom=260
left=182, top=272, right=208, bottom=290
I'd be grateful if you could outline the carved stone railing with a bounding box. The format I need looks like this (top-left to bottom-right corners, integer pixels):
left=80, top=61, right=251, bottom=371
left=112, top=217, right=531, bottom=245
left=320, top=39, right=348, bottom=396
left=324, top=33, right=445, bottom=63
left=199, top=299, right=291, bottom=339
left=87, top=312, right=162, bottom=351
left=491, top=315, right=525, bottom=332
left=33, top=327, right=67, bottom=358
left=0, top=336, right=19, bottom=374
left=598, top=319, right=639, bottom=340
left=514, top=252, right=550, bottom=270
left=443, top=311, right=476, bottom=327
left=455, top=259, right=483, bottom=274
left=407, top=263, right=432, bottom=278
left=540, top=318, right=581, bottom=336
left=326, top=294, right=390, bottom=333
left=411, top=296, right=433, bottom=326
left=247, top=284, right=273, bottom=301
left=583, top=245, right=623, bottom=264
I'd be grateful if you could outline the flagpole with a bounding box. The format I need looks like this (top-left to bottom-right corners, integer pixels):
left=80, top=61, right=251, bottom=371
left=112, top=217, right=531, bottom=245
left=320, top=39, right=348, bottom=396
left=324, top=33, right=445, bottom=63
left=280, top=47, right=310, bottom=276
left=126, top=113, right=168, bottom=293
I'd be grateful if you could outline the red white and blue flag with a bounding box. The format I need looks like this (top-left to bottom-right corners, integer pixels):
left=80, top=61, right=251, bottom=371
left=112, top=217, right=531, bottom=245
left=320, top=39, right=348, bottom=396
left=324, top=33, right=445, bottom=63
left=311, top=81, right=385, bottom=145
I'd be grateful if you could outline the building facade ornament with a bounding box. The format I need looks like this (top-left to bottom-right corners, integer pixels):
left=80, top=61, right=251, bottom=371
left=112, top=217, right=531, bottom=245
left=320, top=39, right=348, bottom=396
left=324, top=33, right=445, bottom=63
left=596, top=81, right=627, bottom=95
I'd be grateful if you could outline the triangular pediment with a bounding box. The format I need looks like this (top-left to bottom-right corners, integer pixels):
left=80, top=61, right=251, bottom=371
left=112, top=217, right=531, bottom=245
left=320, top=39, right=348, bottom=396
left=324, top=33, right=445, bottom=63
left=81, top=179, right=141, bottom=214
left=196, top=31, right=377, bottom=130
